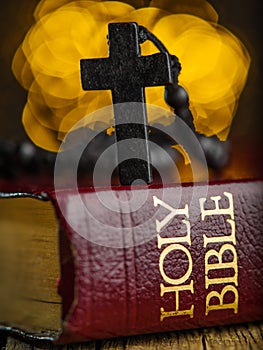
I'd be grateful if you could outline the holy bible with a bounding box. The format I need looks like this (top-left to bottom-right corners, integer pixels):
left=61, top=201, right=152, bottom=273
left=0, top=174, right=263, bottom=343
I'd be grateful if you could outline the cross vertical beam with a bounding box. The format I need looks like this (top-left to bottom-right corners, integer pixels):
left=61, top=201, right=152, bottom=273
left=80, top=22, right=172, bottom=185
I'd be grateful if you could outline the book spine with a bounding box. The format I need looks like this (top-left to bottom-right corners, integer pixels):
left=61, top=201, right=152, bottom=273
left=51, top=180, right=263, bottom=343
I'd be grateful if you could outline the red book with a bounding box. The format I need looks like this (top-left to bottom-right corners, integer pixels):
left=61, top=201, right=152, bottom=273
left=0, top=141, right=262, bottom=343
left=52, top=179, right=263, bottom=343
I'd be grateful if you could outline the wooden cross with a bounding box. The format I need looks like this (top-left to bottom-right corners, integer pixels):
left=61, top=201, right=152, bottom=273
left=80, top=22, right=172, bottom=185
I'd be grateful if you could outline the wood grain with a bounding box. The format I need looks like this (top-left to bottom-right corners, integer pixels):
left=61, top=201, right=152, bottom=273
left=4, top=322, right=263, bottom=350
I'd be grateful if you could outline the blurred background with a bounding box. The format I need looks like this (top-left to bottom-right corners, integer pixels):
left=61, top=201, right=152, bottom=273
left=0, top=0, right=262, bottom=144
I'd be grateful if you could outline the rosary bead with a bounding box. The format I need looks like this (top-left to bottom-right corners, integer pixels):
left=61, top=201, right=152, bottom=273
left=164, top=85, right=195, bottom=131
left=197, top=134, right=230, bottom=170
left=0, top=140, right=17, bottom=159
left=173, top=107, right=195, bottom=132
left=0, top=140, right=18, bottom=178
left=18, top=141, right=38, bottom=172
left=164, top=84, right=230, bottom=170
left=19, top=142, right=36, bottom=162
left=164, top=85, right=189, bottom=110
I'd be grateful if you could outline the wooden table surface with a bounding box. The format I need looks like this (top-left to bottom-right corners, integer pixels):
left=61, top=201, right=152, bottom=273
left=1, top=321, right=263, bottom=350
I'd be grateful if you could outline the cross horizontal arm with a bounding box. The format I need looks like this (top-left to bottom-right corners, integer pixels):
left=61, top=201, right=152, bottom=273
left=80, top=58, right=115, bottom=91
left=138, top=53, right=173, bottom=87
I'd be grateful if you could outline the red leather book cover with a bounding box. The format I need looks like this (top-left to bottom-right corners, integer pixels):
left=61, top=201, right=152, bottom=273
left=49, top=179, right=263, bottom=343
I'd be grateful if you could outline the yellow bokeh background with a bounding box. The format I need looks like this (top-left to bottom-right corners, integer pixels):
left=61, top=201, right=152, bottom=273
left=12, top=0, right=250, bottom=152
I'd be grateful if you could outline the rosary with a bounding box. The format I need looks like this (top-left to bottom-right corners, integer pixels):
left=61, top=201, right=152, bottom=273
left=0, top=23, right=229, bottom=182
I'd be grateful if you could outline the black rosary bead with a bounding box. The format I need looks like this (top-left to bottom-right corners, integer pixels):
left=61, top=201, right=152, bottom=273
left=165, top=84, right=195, bottom=131
left=164, top=83, right=230, bottom=169
left=0, top=140, right=18, bottom=179
left=197, top=134, right=231, bottom=170
left=0, top=140, right=57, bottom=178
left=17, top=141, right=38, bottom=172
left=164, top=85, right=189, bottom=109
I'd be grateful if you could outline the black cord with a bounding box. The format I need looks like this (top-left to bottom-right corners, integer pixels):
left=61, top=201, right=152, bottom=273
left=138, top=25, right=181, bottom=80
left=138, top=25, right=168, bottom=54
left=136, top=24, right=230, bottom=169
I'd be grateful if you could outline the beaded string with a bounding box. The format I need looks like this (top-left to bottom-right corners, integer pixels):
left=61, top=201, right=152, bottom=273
left=139, top=25, right=230, bottom=170
left=0, top=27, right=230, bottom=178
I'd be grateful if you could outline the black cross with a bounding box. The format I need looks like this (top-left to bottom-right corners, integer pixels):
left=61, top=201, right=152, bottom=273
left=80, top=22, right=172, bottom=185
